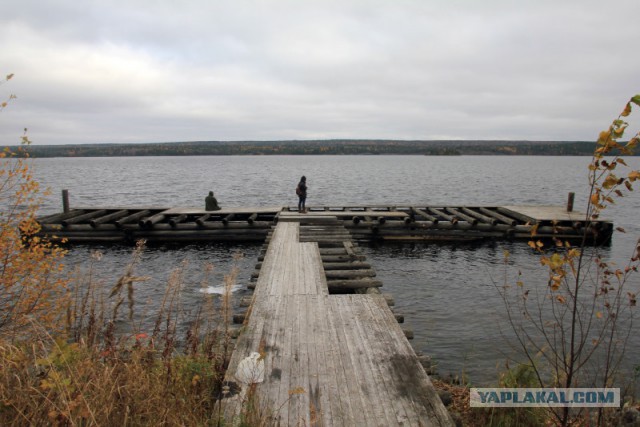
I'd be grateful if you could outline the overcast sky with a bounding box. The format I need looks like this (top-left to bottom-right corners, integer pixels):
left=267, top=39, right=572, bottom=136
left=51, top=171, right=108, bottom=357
left=1, top=0, right=639, bottom=145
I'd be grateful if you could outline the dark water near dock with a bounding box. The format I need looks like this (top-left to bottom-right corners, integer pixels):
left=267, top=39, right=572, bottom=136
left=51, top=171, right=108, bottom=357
left=29, top=155, right=640, bottom=386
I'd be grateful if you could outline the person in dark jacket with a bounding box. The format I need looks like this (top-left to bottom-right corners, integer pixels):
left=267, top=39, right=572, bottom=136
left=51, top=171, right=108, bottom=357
left=205, top=191, right=221, bottom=211
left=296, top=176, right=307, bottom=213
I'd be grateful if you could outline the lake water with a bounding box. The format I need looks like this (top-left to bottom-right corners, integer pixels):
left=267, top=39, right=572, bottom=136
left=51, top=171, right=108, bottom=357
left=27, top=155, right=640, bottom=386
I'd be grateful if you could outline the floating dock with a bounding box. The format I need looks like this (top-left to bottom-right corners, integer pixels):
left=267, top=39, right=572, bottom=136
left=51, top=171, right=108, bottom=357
left=220, top=213, right=454, bottom=426
left=35, top=204, right=613, bottom=245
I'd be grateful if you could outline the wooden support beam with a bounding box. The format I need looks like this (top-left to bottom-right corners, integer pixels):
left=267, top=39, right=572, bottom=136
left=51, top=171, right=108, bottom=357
left=326, top=279, right=383, bottom=290
left=169, top=214, right=188, bottom=228
left=478, top=207, right=517, bottom=226
left=496, top=207, right=536, bottom=225
left=222, top=213, right=235, bottom=225
left=195, top=214, right=211, bottom=226
left=62, top=209, right=109, bottom=227
left=460, top=207, right=497, bottom=225
left=115, top=210, right=150, bottom=228
left=90, top=210, right=129, bottom=228
left=444, top=207, right=478, bottom=225
left=141, top=213, right=166, bottom=228
left=247, top=212, right=258, bottom=224
left=37, top=209, right=86, bottom=224
left=427, top=207, right=456, bottom=223
left=410, top=207, right=439, bottom=223
left=325, top=269, right=376, bottom=279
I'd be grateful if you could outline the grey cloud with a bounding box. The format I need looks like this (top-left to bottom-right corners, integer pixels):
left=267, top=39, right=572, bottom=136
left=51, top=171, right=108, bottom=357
left=1, top=0, right=639, bottom=145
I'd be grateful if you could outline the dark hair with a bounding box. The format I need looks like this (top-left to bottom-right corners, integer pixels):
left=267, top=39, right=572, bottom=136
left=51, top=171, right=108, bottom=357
left=301, top=176, right=306, bottom=181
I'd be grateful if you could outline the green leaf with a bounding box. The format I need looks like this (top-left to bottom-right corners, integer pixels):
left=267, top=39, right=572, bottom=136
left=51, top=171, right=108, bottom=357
left=632, top=94, right=640, bottom=106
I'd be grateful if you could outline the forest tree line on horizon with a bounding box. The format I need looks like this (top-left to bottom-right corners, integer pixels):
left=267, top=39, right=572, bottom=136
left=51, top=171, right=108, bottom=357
left=10, top=139, right=638, bottom=157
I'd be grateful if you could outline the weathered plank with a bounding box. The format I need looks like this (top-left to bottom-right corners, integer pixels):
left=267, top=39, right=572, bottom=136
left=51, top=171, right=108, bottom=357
left=222, top=221, right=453, bottom=426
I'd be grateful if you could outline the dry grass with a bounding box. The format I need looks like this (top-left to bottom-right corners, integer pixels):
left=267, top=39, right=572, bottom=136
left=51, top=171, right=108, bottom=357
left=0, top=241, right=243, bottom=426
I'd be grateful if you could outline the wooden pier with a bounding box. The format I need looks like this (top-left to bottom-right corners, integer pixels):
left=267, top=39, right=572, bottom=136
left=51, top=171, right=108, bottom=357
left=221, top=213, right=454, bottom=426
left=34, top=204, right=613, bottom=245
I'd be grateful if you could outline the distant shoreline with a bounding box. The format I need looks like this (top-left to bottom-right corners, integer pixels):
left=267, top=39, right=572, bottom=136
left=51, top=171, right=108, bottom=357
left=9, top=139, right=633, bottom=158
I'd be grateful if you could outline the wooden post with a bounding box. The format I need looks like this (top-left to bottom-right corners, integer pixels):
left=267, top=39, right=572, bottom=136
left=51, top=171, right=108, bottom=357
left=567, top=192, right=575, bottom=212
left=62, top=189, right=69, bottom=213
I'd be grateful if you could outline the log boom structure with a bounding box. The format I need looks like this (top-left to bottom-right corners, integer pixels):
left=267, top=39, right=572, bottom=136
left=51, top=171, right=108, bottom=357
left=34, top=204, right=613, bottom=245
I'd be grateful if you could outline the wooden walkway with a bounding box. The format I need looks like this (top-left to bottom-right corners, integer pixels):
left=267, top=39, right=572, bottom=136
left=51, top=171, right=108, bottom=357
left=222, top=216, right=454, bottom=426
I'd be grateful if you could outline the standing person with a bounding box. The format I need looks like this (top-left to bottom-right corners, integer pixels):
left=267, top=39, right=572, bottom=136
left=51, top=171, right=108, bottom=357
left=205, top=191, right=221, bottom=211
left=296, top=176, right=307, bottom=213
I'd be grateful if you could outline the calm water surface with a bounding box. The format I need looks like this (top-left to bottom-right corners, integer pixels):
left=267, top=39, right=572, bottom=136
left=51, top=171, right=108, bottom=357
left=29, top=155, right=640, bottom=385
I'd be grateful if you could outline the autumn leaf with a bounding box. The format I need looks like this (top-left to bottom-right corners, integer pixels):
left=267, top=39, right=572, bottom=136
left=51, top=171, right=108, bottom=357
left=621, top=102, right=632, bottom=117
left=631, top=94, right=640, bottom=106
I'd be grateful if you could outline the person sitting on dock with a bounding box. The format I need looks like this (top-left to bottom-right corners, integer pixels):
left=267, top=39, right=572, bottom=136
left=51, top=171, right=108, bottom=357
left=296, top=176, right=307, bottom=213
left=205, top=191, right=221, bottom=211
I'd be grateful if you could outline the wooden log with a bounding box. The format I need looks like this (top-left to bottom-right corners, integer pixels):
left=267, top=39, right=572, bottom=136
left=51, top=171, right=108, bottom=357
left=36, top=234, right=127, bottom=243
left=427, top=207, right=456, bottom=223
left=410, top=207, right=439, bottom=223
left=232, top=313, right=246, bottom=324
left=222, top=213, right=235, bottom=225
left=322, top=262, right=372, bottom=270
left=394, top=313, right=405, bottom=323
left=195, top=214, right=210, bottom=226
left=320, top=254, right=367, bottom=262
left=326, top=279, right=383, bottom=290
left=444, top=207, right=478, bottom=225
left=496, top=207, right=535, bottom=225
left=403, top=328, right=414, bottom=340
left=62, top=209, right=109, bottom=227
left=169, top=214, right=188, bottom=228
left=141, top=213, right=166, bottom=228
left=239, top=296, right=253, bottom=307
left=37, top=209, right=86, bottom=224
left=383, top=294, right=395, bottom=306
left=90, top=210, right=129, bottom=228
left=247, top=213, right=258, bottom=224
left=319, top=248, right=351, bottom=255
left=352, top=216, right=362, bottom=224
left=41, top=224, right=119, bottom=232
left=478, top=207, right=517, bottom=226
left=343, top=241, right=359, bottom=259
left=325, top=269, right=376, bottom=279
left=460, top=207, right=497, bottom=225
left=129, top=229, right=269, bottom=238
left=115, top=210, right=150, bottom=228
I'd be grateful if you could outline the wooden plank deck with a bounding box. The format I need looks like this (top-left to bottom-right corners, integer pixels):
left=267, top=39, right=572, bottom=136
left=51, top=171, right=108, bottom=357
left=222, top=219, right=453, bottom=426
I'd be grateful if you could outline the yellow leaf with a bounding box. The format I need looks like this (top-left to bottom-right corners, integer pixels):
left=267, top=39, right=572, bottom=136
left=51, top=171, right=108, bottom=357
left=556, top=295, right=566, bottom=304
left=628, top=170, right=640, bottom=182
left=590, top=193, right=600, bottom=205
left=597, top=130, right=611, bottom=145
left=530, top=223, right=539, bottom=237
left=621, top=102, right=632, bottom=117
left=596, top=311, right=603, bottom=319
